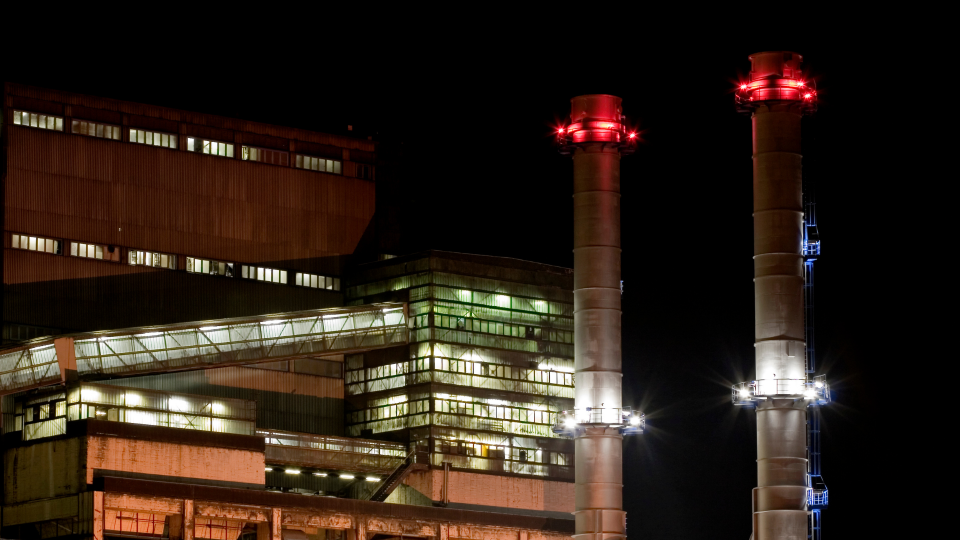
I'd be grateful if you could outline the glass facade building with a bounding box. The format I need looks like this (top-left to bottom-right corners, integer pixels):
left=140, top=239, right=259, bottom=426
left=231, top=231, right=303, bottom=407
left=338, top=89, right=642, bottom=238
left=345, top=251, right=575, bottom=480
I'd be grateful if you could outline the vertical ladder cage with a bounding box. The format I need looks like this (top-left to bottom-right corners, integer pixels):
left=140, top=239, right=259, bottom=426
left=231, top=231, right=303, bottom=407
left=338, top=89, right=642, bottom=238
left=803, top=193, right=827, bottom=540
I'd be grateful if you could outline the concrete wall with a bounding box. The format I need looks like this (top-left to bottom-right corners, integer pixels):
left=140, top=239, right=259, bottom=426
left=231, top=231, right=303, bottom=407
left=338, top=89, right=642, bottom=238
left=86, top=435, right=265, bottom=485
left=403, top=469, right=574, bottom=514
left=3, top=437, right=83, bottom=504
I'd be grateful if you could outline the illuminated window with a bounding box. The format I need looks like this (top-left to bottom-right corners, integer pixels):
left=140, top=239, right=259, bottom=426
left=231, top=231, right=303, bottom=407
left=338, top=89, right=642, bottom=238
left=187, top=137, right=234, bottom=158
left=69, top=241, right=110, bottom=260
left=129, top=249, right=177, bottom=270
left=130, top=128, right=177, bottom=149
left=186, top=257, right=234, bottom=277
left=11, top=110, right=63, bottom=131
left=242, top=146, right=289, bottom=166
left=295, top=272, right=340, bottom=291
left=71, top=119, right=121, bottom=140
left=356, top=164, right=373, bottom=180
left=11, top=233, right=61, bottom=254
left=241, top=265, right=288, bottom=284
left=295, top=154, right=342, bottom=175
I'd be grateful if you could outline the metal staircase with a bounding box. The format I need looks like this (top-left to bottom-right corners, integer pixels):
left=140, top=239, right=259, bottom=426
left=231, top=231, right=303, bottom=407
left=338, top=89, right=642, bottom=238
left=365, top=448, right=428, bottom=502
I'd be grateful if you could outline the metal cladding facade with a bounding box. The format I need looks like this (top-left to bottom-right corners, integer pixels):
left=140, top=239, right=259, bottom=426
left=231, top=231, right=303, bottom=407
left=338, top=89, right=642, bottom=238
left=562, top=95, right=631, bottom=540
left=1, top=83, right=375, bottom=338
left=738, top=52, right=816, bottom=540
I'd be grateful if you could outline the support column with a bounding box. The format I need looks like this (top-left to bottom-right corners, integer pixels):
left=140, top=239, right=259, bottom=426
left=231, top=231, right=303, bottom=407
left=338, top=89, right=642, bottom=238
left=183, top=500, right=194, bottom=540
left=93, top=492, right=104, bottom=540
left=272, top=508, right=282, bottom=540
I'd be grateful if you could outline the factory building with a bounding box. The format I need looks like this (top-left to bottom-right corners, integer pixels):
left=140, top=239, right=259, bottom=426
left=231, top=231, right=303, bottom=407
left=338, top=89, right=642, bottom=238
left=1, top=84, right=575, bottom=540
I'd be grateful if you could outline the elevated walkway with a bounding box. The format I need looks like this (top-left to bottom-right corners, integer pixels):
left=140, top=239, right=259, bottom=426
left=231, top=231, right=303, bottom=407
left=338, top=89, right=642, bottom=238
left=0, top=303, right=407, bottom=395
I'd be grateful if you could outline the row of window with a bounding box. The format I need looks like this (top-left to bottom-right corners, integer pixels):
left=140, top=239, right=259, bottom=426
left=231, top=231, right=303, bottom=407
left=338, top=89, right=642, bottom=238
left=296, top=154, right=342, bottom=175
left=243, top=146, right=289, bottom=166
left=131, top=128, right=178, bottom=148
left=11, top=110, right=63, bottom=131
left=10, top=233, right=340, bottom=291
left=348, top=358, right=574, bottom=387
left=348, top=399, right=557, bottom=425
left=428, top=314, right=574, bottom=344
left=73, top=120, right=122, bottom=140
left=13, top=109, right=365, bottom=178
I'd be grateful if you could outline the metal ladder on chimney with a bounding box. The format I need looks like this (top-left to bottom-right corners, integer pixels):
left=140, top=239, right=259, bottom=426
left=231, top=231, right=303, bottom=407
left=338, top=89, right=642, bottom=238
left=803, top=196, right=828, bottom=540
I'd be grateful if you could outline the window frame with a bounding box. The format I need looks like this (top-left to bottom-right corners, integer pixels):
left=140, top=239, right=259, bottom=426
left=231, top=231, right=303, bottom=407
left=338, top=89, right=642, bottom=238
left=11, top=110, right=64, bottom=132
left=294, top=154, right=342, bottom=175
left=11, top=233, right=62, bottom=255
left=241, top=145, right=289, bottom=166
left=128, top=249, right=177, bottom=270
left=185, top=256, right=235, bottom=277
left=129, top=128, right=178, bottom=149
left=71, top=119, right=122, bottom=141
left=187, top=137, right=235, bottom=158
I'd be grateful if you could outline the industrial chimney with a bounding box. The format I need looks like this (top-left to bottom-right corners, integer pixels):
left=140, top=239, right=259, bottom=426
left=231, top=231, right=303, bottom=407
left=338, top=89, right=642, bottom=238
left=731, top=52, right=831, bottom=540
left=554, top=95, right=643, bottom=540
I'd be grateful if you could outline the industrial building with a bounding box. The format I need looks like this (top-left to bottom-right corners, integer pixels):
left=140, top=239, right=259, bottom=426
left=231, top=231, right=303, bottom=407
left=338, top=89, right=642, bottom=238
left=0, top=83, right=586, bottom=540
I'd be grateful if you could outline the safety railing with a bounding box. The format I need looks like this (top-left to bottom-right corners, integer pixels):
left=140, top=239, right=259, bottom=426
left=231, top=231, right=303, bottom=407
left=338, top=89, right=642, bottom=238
left=261, top=429, right=408, bottom=474
left=732, top=375, right=831, bottom=405
left=0, top=303, right=407, bottom=395
left=735, top=79, right=817, bottom=114
left=429, top=452, right=574, bottom=480
left=809, top=488, right=829, bottom=507
left=552, top=407, right=644, bottom=436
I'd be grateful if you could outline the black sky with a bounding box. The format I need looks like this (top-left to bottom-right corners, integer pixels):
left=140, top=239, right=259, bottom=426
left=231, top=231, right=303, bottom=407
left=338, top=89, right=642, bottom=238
left=5, top=18, right=920, bottom=539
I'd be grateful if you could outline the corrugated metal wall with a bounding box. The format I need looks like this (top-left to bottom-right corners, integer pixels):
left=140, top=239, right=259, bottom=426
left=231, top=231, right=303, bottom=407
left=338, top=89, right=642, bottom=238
left=102, top=365, right=345, bottom=435
left=5, top=128, right=373, bottom=265
left=3, top=86, right=376, bottom=332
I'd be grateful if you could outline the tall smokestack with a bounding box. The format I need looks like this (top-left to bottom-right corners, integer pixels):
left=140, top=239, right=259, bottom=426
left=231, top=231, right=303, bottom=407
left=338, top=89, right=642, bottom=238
left=732, top=52, right=827, bottom=540
left=556, top=95, right=642, bottom=540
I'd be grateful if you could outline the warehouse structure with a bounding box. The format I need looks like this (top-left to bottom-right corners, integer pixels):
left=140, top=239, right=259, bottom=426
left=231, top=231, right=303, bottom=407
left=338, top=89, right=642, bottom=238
left=1, top=83, right=578, bottom=540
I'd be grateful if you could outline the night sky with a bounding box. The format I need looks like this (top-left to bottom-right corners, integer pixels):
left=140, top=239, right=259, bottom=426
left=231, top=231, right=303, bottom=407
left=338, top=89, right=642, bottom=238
left=6, top=24, right=909, bottom=540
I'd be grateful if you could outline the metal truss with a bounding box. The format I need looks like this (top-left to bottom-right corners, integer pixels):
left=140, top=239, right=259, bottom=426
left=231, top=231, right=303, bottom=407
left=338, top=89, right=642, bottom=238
left=0, top=303, right=408, bottom=395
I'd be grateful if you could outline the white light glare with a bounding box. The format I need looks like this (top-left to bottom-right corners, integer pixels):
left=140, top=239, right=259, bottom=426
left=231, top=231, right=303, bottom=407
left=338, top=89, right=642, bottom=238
left=366, top=476, right=379, bottom=482
left=629, top=416, right=641, bottom=426
left=814, top=381, right=824, bottom=388
left=169, top=398, right=189, bottom=412
left=804, top=390, right=817, bottom=400
left=564, top=418, right=577, bottom=429
left=260, top=320, right=284, bottom=326
left=340, top=474, right=355, bottom=479
left=285, top=469, right=300, bottom=475
left=266, top=467, right=274, bottom=472
left=137, top=332, right=163, bottom=338
left=199, top=326, right=226, bottom=332
left=313, top=472, right=328, bottom=477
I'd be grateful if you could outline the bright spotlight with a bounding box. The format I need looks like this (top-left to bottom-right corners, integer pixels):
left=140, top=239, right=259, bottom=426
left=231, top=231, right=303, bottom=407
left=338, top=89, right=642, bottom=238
left=740, top=84, right=747, bottom=90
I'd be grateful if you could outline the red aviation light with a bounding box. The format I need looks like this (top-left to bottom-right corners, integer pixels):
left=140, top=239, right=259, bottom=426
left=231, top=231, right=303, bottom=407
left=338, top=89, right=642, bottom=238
left=558, top=127, right=565, bottom=134
left=628, top=132, right=637, bottom=139
left=740, top=84, right=748, bottom=90
left=804, top=93, right=813, bottom=99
